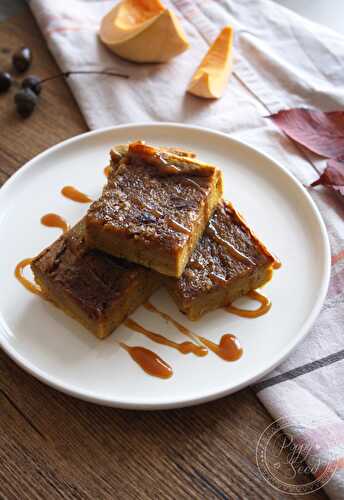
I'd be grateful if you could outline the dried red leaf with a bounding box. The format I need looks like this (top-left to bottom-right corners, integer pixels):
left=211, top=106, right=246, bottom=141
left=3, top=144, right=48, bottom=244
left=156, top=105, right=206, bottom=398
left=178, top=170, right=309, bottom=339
left=311, top=159, right=344, bottom=196
left=268, top=108, right=344, bottom=158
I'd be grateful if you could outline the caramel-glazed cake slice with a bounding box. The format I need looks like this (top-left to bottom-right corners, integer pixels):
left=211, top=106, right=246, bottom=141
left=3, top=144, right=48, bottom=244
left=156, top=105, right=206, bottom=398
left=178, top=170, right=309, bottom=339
left=31, top=220, right=161, bottom=339
left=86, top=142, right=223, bottom=277
left=165, top=201, right=279, bottom=320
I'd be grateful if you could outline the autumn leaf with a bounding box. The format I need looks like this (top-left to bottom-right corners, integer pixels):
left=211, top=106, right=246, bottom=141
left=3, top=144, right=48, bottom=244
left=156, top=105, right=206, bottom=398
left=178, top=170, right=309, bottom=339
left=268, top=108, right=344, bottom=158
left=311, top=159, right=344, bottom=196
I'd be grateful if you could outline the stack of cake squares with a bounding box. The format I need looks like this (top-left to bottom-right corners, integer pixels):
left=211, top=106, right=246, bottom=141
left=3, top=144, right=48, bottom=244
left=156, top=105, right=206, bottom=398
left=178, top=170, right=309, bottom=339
left=32, top=142, right=277, bottom=338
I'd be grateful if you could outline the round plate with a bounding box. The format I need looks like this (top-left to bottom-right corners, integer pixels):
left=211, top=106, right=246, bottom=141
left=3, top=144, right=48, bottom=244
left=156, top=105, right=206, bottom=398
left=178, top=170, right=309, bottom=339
left=0, top=124, right=330, bottom=409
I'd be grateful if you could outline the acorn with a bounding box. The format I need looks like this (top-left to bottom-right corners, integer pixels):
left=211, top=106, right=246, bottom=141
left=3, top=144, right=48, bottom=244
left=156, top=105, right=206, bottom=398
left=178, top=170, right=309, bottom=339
left=21, top=75, right=42, bottom=95
left=12, top=47, right=32, bottom=73
left=0, top=71, right=12, bottom=93
left=14, top=88, right=37, bottom=118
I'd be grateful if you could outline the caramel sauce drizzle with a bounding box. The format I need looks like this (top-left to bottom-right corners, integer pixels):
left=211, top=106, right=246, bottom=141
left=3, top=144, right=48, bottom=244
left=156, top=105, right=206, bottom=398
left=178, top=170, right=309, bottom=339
left=61, top=186, right=92, bottom=203
left=209, top=272, right=227, bottom=286
left=144, top=301, right=205, bottom=347
left=128, top=142, right=214, bottom=177
left=14, top=258, right=173, bottom=381
left=120, top=342, right=173, bottom=379
left=15, top=258, right=44, bottom=297
left=225, top=290, right=271, bottom=318
left=166, top=218, right=191, bottom=235
left=131, top=197, right=190, bottom=237
left=198, top=334, right=243, bottom=362
left=206, top=223, right=255, bottom=266
left=272, top=258, right=282, bottom=269
left=181, top=177, right=205, bottom=191
left=144, top=302, right=243, bottom=362
left=222, top=201, right=281, bottom=271
left=15, top=199, right=277, bottom=376
left=40, top=213, right=69, bottom=233
left=104, top=165, right=112, bottom=178
left=124, top=318, right=207, bottom=357
left=154, top=152, right=214, bottom=177
left=156, top=155, right=181, bottom=175
left=132, top=197, right=163, bottom=218
left=16, top=212, right=68, bottom=297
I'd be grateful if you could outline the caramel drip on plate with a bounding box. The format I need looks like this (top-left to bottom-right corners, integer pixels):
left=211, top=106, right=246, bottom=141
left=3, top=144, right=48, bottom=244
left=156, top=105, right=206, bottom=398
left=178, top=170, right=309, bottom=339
left=104, top=165, right=111, bottom=177
left=206, top=223, right=255, bottom=266
left=145, top=302, right=243, bottom=363
left=120, top=342, right=173, bottom=379
left=41, top=213, right=69, bottom=234
left=144, top=302, right=207, bottom=354
left=124, top=318, right=206, bottom=357
left=15, top=258, right=44, bottom=297
left=144, top=301, right=192, bottom=337
left=226, top=290, right=271, bottom=318
left=61, top=186, right=92, bottom=203
left=198, top=334, right=243, bottom=362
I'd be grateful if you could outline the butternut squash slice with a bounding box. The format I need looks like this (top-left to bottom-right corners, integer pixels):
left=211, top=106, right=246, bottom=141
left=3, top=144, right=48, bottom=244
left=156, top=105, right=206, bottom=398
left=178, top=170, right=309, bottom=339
left=188, top=26, right=234, bottom=99
left=99, top=0, right=189, bottom=63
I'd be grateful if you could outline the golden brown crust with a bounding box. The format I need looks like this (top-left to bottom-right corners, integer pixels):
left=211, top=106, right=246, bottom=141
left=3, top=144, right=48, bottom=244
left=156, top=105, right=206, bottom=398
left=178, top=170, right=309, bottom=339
left=31, top=220, right=160, bottom=338
left=86, top=142, right=223, bottom=277
left=224, top=200, right=279, bottom=267
left=127, top=142, right=215, bottom=177
left=165, top=200, right=278, bottom=320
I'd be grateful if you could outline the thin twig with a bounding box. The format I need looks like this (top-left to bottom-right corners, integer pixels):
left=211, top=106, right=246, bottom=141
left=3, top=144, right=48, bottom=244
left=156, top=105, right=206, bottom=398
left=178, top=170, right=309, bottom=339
left=40, top=70, right=129, bottom=85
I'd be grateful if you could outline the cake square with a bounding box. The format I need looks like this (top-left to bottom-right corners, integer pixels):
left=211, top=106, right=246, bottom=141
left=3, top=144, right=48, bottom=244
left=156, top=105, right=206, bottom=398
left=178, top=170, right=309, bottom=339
left=165, top=200, right=279, bottom=320
left=86, top=142, right=223, bottom=277
left=31, top=220, right=161, bottom=339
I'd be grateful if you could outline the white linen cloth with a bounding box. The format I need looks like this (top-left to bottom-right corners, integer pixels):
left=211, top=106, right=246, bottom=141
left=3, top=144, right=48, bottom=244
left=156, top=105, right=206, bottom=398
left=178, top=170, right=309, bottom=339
left=29, top=0, right=344, bottom=496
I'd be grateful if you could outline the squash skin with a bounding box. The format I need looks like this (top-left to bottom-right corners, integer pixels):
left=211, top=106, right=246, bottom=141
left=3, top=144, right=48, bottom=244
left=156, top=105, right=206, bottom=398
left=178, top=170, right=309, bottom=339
left=99, top=1, right=189, bottom=63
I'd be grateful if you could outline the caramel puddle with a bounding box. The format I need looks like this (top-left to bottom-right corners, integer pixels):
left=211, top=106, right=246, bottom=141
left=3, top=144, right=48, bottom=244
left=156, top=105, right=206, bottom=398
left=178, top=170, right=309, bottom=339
left=225, top=290, right=271, bottom=318
left=61, top=186, right=92, bottom=203
left=120, top=343, right=173, bottom=379
left=15, top=258, right=43, bottom=297
left=125, top=318, right=206, bottom=357
left=41, top=213, right=69, bottom=233
left=198, top=334, right=243, bottom=361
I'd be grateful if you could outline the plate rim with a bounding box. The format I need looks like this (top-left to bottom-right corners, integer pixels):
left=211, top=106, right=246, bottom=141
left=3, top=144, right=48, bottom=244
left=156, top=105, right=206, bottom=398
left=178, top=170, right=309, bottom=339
left=0, top=122, right=331, bottom=409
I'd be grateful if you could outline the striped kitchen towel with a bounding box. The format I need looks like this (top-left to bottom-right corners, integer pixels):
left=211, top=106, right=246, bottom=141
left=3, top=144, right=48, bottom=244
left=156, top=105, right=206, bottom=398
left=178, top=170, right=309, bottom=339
left=28, top=0, right=344, bottom=496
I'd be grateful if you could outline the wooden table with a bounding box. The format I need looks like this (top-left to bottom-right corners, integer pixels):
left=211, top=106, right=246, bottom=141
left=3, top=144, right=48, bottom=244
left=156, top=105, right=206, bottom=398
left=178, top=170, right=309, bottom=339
left=0, top=5, right=328, bottom=499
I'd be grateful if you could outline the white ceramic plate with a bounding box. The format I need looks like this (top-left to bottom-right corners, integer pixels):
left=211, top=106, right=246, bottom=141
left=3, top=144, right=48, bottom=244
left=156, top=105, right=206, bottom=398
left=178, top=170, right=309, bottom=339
left=0, top=124, right=330, bottom=409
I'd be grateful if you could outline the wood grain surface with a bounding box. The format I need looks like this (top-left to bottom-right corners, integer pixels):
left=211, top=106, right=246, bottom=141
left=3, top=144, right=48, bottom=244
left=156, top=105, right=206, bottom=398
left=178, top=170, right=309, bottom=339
left=0, top=7, right=329, bottom=500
